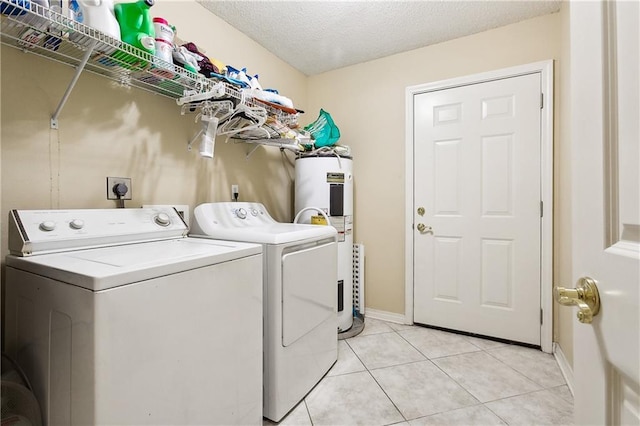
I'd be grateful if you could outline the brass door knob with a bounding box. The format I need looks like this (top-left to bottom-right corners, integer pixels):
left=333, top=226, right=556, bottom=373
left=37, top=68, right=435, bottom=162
left=554, top=277, right=600, bottom=324
left=416, top=223, right=432, bottom=234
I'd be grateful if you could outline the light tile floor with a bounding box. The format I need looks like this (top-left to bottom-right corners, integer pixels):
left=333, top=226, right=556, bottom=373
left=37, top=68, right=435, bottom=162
left=265, top=318, right=573, bottom=426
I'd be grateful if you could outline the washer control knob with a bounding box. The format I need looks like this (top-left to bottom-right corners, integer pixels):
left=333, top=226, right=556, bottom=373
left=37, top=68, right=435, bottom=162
left=236, top=208, right=247, bottom=219
left=154, top=213, right=171, bottom=227
left=250, top=208, right=258, bottom=217
left=39, top=221, right=56, bottom=232
left=69, top=219, right=85, bottom=230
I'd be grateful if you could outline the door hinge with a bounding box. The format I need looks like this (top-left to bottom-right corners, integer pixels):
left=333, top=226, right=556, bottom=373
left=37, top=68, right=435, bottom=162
left=540, top=308, right=544, bottom=325
left=540, top=201, right=544, bottom=217
left=540, top=93, right=544, bottom=109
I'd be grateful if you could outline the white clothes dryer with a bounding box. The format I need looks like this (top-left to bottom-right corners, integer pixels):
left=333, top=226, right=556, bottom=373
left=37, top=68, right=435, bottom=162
left=4, top=208, right=263, bottom=426
left=191, top=202, right=338, bottom=422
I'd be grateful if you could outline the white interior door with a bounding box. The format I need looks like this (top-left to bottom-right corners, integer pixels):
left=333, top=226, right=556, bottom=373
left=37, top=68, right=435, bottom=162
left=568, top=1, right=640, bottom=424
left=412, top=73, right=543, bottom=346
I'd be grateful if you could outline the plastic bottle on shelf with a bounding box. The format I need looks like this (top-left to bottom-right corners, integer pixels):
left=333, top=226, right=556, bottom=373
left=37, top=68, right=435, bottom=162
left=152, top=16, right=173, bottom=66
left=66, top=0, right=87, bottom=45
left=78, top=0, right=121, bottom=40
left=69, top=0, right=82, bottom=22
left=114, top=0, right=155, bottom=55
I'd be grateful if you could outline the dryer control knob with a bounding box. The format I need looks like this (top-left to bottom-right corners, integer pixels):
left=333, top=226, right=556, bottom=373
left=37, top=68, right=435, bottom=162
left=236, top=208, right=247, bottom=219
left=69, top=219, right=85, bottom=230
left=250, top=208, right=258, bottom=217
left=39, top=221, right=56, bottom=232
left=154, top=213, right=171, bottom=227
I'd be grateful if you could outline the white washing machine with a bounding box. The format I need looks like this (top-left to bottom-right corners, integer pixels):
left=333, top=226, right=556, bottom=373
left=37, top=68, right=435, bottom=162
left=190, top=202, right=338, bottom=422
left=4, top=207, right=263, bottom=426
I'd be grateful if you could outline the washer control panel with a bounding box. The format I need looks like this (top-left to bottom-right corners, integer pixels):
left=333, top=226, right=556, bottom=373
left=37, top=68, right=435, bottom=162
left=9, top=207, right=188, bottom=256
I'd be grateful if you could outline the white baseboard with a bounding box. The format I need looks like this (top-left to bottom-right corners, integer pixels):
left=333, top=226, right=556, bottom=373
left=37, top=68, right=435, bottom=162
left=365, top=308, right=406, bottom=324
left=553, top=342, right=575, bottom=396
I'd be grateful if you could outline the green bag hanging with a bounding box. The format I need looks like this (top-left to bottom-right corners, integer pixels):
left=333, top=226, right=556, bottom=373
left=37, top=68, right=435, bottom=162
left=304, top=109, right=341, bottom=147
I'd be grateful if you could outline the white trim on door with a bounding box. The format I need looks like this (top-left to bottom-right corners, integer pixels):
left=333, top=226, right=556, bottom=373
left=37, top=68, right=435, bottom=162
left=404, top=60, right=554, bottom=353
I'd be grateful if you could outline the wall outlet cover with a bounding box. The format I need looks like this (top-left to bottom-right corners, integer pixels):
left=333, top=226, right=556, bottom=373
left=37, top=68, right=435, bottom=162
left=106, top=177, right=132, bottom=200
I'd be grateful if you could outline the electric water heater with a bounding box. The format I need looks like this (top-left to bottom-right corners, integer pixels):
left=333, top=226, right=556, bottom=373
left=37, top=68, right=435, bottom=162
left=295, top=153, right=354, bottom=332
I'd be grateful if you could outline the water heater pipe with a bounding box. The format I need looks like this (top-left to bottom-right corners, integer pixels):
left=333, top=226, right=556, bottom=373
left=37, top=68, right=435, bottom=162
left=293, top=207, right=330, bottom=226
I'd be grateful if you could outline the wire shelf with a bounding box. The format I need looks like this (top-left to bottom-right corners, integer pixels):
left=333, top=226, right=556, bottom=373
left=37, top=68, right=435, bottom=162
left=0, top=0, right=212, bottom=99
left=1, top=0, right=303, bottom=149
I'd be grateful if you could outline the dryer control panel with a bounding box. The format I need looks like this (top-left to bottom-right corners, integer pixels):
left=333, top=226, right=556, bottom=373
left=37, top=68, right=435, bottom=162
left=191, top=202, right=337, bottom=245
left=9, top=207, right=188, bottom=256
left=195, top=202, right=277, bottom=227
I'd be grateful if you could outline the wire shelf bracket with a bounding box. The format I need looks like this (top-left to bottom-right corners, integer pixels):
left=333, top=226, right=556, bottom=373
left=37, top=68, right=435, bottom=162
left=50, top=39, right=97, bottom=129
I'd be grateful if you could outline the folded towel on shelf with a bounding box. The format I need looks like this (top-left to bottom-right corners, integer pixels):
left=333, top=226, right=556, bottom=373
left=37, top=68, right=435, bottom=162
left=242, top=88, right=294, bottom=109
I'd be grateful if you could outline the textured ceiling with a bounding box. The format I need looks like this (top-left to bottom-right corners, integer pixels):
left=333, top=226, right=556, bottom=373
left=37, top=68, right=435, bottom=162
left=197, top=1, right=562, bottom=76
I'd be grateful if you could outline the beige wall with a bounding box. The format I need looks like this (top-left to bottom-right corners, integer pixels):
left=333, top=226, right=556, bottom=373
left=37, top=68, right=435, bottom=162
left=1, top=3, right=574, bottom=366
left=307, top=9, right=573, bottom=364
left=555, top=0, right=574, bottom=366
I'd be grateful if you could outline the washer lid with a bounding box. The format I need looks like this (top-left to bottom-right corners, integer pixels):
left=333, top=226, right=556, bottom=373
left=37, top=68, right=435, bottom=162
left=191, top=202, right=337, bottom=244
left=5, top=238, right=262, bottom=291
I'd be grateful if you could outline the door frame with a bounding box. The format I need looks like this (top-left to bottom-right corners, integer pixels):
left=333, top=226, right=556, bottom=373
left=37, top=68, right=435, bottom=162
left=404, top=60, right=554, bottom=353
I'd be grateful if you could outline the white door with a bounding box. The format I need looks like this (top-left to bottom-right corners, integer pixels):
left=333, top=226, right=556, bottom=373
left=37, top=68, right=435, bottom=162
left=567, top=1, right=640, bottom=424
left=413, top=73, right=543, bottom=345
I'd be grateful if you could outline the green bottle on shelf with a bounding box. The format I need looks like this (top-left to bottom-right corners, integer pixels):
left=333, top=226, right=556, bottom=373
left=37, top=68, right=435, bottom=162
left=112, top=0, right=155, bottom=69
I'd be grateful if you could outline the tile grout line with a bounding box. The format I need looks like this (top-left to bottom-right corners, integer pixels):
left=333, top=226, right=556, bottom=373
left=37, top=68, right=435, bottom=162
left=483, top=347, right=562, bottom=390
left=346, top=333, right=408, bottom=424
left=373, top=328, right=490, bottom=424
left=335, top=320, right=572, bottom=425
left=361, top=327, right=481, bottom=424
left=409, top=328, right=566, bottom=420
left=303, top=399, right=314, bottom=426
left=393, top=326, right=516, bottom=425
left=367, top=369, right=407, bottom=425
left=396, top=329, right=486, bottom=404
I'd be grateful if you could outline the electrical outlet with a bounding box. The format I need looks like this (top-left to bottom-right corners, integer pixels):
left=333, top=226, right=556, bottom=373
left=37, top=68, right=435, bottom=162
left=107, top=177, right=132, bottom=200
